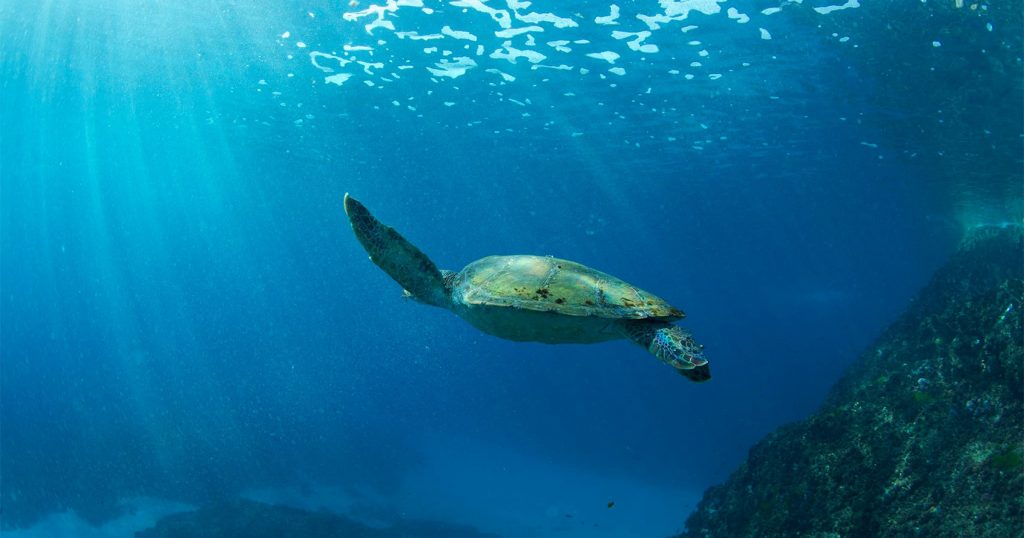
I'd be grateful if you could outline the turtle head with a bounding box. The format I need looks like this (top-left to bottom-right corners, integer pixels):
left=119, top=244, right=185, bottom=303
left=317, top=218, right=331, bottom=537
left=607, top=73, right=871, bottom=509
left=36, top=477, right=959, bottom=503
left=647, top=325, right=710, bottom=383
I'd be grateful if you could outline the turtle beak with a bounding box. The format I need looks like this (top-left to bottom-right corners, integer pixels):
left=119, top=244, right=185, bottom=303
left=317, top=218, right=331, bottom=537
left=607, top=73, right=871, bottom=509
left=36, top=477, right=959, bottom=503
left=679, top=363, right=711, bottom=382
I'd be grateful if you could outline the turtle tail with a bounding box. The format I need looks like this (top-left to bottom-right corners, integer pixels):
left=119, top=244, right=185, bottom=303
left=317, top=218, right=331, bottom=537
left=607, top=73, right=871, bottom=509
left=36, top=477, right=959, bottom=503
left=344, top=194, right=450, bottom=308
left=623, top=321, right=710, bottom=382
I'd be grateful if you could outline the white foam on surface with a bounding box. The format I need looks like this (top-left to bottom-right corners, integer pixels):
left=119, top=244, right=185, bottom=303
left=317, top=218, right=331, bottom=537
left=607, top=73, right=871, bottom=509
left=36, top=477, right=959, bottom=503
left=532, top=63, right=573, bottom=71
left=814, top=0, right=860, bottom=15
left=396, top=31, right=444, bottom=40
left=309, top=51, right=351, bottom=72
left=547, top=40, right=571, bottom=53
left=515, top=11, right=578, bottom=28
left=365, top=18, right=395, bottom=33
left=496, top=26, right=544, bottom=38
left=343, top=0, right=424, bottom=22
left=726, top=7, right=750, bottom=23
left=450, top=0, right=512, bottom=28
left=586, top=51, right=620, bottom=64
left=490, top=41, right=547, bottom=64
left=612, top=30, right=659, bottom=53
left=325, top=73, right=353, bottom=86
left=305, top=0, right=864, bottom=110
left=426, top=56, right=478, bottom=78
left=486, top=68, right=516, bottom=82
left=660, top=0, right=723, bottom=19
left=357, top=60, right=384, bottom=75
left=441, top=26, right=478, bottom=41
left=595, top=4, right=620, bottom=25
left=636, top=13, right=673, bottom=30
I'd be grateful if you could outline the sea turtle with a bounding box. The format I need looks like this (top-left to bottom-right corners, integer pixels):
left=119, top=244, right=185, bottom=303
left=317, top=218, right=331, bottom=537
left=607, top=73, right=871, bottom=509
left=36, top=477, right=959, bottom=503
left=343, top=194, right=710, bottom=382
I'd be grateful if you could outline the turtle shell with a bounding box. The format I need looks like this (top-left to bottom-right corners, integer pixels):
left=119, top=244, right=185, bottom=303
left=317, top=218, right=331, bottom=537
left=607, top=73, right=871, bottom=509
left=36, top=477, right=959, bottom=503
left=453, top=255, right=685, bottom=320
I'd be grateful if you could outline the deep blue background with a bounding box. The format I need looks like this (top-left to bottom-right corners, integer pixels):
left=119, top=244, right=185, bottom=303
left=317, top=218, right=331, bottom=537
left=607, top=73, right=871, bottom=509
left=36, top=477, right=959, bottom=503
left=2, top=0, right=1015, bottom=536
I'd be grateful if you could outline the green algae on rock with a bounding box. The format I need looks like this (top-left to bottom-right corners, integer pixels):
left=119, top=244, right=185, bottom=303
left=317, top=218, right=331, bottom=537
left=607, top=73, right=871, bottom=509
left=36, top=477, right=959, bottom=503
left=680, top=227, right=1023, bottom=538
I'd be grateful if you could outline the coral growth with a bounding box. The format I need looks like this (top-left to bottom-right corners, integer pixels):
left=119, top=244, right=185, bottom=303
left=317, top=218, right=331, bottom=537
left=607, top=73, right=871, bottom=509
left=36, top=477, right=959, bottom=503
left=681, top=227, right=1023, bottom=537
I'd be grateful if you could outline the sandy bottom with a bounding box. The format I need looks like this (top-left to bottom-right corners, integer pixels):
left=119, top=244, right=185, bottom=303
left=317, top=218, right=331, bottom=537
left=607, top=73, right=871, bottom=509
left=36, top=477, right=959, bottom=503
left=7, top=435, right=698, bottom=538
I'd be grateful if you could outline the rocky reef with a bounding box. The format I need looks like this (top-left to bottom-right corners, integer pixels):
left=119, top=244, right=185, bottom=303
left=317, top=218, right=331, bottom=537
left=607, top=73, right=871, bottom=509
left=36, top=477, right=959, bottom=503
left=136, top=498, right=498, bottom=538
left=681, top=227, right=1023, bottom=537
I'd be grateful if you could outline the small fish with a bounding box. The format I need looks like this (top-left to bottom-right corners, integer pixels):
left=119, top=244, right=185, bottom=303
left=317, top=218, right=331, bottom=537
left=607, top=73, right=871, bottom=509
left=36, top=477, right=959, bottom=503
left=607, top=501, right=615, bottom=509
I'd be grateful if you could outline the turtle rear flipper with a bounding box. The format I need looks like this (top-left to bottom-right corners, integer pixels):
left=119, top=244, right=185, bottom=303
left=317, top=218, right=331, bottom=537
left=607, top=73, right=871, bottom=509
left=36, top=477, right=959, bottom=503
left=344, top=194, right=450, bottom=308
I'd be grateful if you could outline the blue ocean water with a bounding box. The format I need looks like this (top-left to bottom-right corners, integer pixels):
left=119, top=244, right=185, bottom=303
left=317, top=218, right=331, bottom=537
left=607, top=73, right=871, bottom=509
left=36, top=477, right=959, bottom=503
left=1, top=1, right=1020, bottom=537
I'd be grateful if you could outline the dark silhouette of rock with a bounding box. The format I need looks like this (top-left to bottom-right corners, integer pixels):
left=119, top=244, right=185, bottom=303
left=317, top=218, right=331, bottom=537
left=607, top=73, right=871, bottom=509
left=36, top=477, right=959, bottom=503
left=136, top=498, right=499, bottom=538
left=681, top=227, right=1023, bottom=537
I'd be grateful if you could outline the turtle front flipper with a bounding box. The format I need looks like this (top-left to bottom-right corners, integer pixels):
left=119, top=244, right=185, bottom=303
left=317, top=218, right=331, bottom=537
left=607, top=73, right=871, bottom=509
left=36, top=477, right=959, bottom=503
left=622, top=320, right=710, bottom=382
left=344, top=194, right=450, bottom=308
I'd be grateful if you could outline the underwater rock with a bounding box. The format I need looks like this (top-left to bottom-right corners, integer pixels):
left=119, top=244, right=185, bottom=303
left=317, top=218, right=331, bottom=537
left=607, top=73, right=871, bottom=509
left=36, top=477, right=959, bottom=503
left=136, top=498, right=498, bottom=538
left=681, top=227, right=1023, bottom=537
